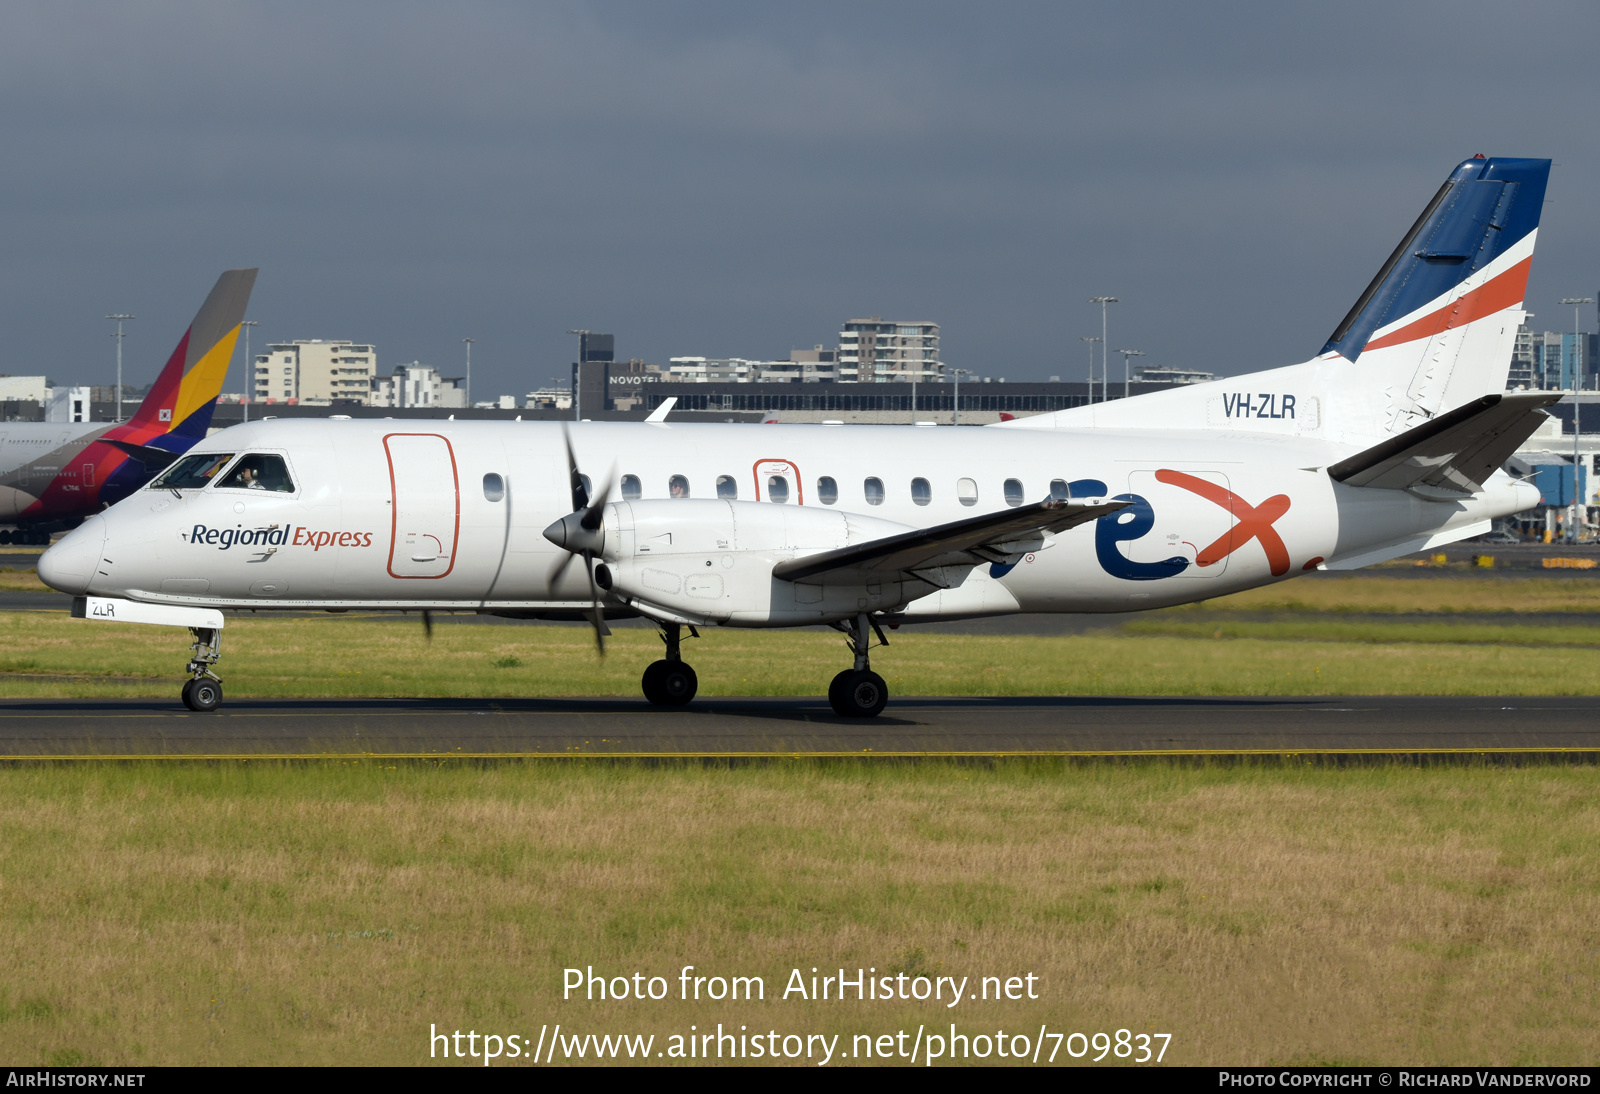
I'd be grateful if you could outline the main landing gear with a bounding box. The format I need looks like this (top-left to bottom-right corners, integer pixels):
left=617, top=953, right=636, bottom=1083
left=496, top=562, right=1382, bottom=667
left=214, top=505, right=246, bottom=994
left=641, top=622, right=698, bottom=707
left=181, top=626, right=224, bottom=712
left=828, top=613, right=889, bottom=718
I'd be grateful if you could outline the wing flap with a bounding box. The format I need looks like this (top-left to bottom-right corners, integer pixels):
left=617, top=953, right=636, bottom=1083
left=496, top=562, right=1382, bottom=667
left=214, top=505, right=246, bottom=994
left=772, top=498, right=1126, bottom=583
left=1327, top=391, right=1560, bottom=495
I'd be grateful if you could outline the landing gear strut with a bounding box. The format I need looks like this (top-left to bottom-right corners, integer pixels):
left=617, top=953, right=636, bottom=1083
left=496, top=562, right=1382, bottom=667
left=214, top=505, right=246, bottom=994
left=828, top=613, right=888, bottom=718
left=181, top=626, right=223, bottom=712
left=641, top=622, right=698, bottom=707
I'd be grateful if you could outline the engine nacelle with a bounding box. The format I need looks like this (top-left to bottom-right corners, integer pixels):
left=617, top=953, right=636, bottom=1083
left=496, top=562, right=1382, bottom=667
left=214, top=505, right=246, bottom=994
left=593, top=500, right=935, bottom=626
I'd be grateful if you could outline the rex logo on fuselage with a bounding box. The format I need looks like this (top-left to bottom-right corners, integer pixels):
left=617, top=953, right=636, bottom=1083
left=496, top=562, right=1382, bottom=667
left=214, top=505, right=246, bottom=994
left=992, top=474, right=1292, bottom=582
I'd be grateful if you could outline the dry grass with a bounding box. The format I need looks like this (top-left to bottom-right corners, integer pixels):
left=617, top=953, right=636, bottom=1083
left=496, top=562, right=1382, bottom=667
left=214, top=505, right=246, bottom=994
left=1193, top=573, right=1600, bottom=615
left=0, top=761, right=1593, bottom=1066
left=0, top=569, right=47, bottom=592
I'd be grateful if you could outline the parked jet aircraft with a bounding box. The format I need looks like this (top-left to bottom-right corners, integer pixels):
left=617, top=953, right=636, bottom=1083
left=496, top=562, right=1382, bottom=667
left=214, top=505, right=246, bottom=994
left=40, top=158, right=1555, bottom=715
left=0, top=269, right=257, bottom=543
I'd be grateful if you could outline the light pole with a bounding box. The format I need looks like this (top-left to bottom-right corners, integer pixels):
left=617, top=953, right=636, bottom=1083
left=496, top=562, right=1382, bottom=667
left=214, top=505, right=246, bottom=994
left=240, top=320, right=258, bottom=424
left=1079, top=336, right=1102, bottom=405
left=1090, top=296, right=1118, bottom=405
left=1117, top=349, right=1144, bottom=400
left=951, top=368, right=973, bottom=426
left=566, top=329, right=589, bottom=421
left=1561, top=297, right=1593, bottom=542
left=462, top=337, right=474, bottom=409
left=106, top=314, right=133, bottom=422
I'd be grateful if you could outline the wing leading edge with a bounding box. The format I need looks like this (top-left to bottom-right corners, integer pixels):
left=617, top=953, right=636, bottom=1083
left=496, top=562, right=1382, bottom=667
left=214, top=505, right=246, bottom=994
left=772, top=498, right=1127, bottom=585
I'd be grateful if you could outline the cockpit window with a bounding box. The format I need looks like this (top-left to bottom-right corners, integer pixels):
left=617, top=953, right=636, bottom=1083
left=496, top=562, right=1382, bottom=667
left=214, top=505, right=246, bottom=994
left=216, top=454, right=296, bottom=493
left=151, top=453, right=235, bottom=490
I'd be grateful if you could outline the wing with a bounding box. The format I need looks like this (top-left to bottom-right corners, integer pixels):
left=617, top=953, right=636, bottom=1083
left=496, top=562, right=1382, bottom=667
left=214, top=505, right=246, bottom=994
left=1327, top=391, right=1560, bottom=498
left=772, top=498, right=1127, bottom=584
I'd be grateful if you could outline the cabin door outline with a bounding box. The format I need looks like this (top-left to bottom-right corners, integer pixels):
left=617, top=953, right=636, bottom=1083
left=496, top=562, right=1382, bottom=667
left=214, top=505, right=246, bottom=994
left=383, top=433, right=461, bottom=579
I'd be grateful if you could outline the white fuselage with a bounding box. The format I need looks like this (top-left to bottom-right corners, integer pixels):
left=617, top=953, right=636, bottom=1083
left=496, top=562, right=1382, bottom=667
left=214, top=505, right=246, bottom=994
left=39, top=417, right=1535, bottom=624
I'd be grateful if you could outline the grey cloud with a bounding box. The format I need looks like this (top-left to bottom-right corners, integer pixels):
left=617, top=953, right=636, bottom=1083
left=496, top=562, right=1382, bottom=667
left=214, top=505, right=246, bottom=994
left=0, top=1, right=1595, bottom=396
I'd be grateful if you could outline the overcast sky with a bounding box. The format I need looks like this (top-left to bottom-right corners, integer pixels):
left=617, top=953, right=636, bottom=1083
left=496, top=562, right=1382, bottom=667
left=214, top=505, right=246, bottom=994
left=1, top=1, right=1596, bottom=397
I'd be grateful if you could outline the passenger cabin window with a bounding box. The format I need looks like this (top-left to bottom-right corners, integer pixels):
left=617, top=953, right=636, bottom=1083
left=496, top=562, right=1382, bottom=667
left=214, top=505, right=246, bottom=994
left=482, top=473, right=505, bottom=502
left=817, top=476, right=839, bottom=505
left=621, top=474, right=642, bottom=500
left=957, top=478, right=978, bottom=506
left=863, top=477, right=885, bottom=506
left=911, top=477, right=931, bottom=506
left=217, top=454, right=296, bottom=493
left=576, top=473, right=593, bottom=507
left=767, top=476, right=789, bottom=504
left=716, top=475, right=738, bottom=500
left=151, top=453, right=235, bottom=490
left=668, top=474, right=690, bottom=499
left=1003, top=478, right=1025, bottom=507
left=1050, top=479, right=1071, bottom=501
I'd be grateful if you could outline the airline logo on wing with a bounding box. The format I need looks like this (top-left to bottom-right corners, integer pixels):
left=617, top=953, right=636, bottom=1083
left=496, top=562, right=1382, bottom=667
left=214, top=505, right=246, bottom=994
left=186, top=524, right=374, bottom=551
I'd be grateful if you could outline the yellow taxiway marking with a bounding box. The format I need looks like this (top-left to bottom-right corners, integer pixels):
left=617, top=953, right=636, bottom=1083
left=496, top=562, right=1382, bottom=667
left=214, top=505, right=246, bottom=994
left=0, top=747, right=1596, bottom=761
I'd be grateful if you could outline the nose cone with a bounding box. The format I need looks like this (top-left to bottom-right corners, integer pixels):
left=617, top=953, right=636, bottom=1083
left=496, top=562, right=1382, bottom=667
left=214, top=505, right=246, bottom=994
left=542, top=511, right=605, bottom=555
left=37, top=516, right=106, bottom=596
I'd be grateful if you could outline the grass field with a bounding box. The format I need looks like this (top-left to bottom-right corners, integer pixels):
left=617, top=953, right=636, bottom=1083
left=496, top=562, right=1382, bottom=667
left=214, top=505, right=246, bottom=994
left=6, top=572, right=1600, bottom=698
left=0, top=760, right=1593, bottom=1067
left=3, top=573, right=1598, bottom=1066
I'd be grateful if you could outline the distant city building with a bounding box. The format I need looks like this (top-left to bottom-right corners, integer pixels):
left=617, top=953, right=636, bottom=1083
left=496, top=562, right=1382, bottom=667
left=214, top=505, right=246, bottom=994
left=1509, top=324, right=1541, bottom=389
left=254, top=340, right=376, bottom=405
left=370, top=363, right=467, bottom=409
left=839, top=319, right=942, bottom=383
left=783, top=346, right=839, bottom=382
left=45, top=386, right=91, bottom=423
left=1134, top=366, right=1215, bottom=385
left=525, top=386, right=573, bottom=411
left=667, top=357, right=759, bottom=382
left=1507, top=323, right=1598, bottom=390
left=0, top=376, right=48, bottom=404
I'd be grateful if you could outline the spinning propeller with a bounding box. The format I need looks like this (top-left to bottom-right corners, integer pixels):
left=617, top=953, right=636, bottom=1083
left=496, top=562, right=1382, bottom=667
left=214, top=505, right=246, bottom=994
left=541, top=424, right=613, bottom=654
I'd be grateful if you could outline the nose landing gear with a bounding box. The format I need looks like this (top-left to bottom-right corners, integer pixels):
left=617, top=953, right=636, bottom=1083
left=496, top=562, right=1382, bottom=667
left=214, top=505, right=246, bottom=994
left=641, top=622, right=698, bottom=706
left=181, top=626, right=224, bottom=712
left=828, top=613, right=889, bottom=718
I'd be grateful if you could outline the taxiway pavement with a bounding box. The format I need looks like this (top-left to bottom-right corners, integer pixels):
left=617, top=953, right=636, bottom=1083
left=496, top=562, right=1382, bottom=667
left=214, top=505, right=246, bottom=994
left=1, top=695, right=1596, bottom=758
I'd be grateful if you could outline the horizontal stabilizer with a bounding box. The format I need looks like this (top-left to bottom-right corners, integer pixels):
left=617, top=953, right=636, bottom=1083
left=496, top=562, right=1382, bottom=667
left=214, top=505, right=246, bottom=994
left=773, top=497, right=1126, bottom=583
left=1327, top=391, right=1560, bottom=497
left=102, top=439, right=184, bottom=471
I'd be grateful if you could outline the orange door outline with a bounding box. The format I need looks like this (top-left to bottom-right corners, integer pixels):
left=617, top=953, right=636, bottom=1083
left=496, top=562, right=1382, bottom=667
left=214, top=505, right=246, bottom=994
left=383, top=432, right=461, bottom=579
left=751, top=459, right=803, bottom=504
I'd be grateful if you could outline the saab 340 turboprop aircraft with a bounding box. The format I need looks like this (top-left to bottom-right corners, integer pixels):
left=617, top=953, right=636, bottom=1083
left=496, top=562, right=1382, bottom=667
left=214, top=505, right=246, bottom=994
left=40, top=158, right=1557, bottom=715
left=0, top=269, right=257, bottom=542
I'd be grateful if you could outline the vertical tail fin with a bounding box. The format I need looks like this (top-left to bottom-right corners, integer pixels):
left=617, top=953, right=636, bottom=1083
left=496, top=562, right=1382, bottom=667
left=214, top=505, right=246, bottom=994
left=1319, top=157, right=1549, bottom=431
left=125, top=268, right=258, bottom=441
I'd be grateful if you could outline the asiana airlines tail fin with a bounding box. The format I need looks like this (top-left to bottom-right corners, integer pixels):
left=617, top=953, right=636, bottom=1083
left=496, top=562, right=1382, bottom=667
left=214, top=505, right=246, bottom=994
left=121, top=268, right=258, bottom=445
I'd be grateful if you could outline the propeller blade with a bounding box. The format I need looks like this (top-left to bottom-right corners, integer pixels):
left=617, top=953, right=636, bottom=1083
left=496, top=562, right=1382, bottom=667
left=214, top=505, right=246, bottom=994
left=561, top=423, right=588, bottom=510
left=579, top=463, right=617, bottom=532
left=547, top=550, right=576, bottom=586
left=583, top=550, right=609, bottom=656
left=421, top=610, right=433, bottom=641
